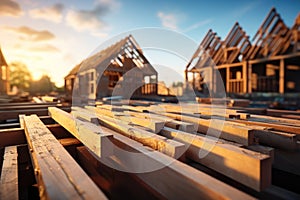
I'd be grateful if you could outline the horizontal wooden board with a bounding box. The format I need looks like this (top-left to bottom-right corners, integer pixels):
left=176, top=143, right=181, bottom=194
left=23, top=114, right=107, bottom=199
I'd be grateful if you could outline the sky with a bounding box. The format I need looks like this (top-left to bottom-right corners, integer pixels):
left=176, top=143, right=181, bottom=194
left=0, top=0, right=299, bottom=87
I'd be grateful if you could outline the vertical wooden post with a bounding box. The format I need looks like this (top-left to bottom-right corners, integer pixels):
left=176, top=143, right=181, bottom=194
left=248, top=64, right=252, bottom=93
left=192, top=72, right=195, bottom=89
left=211, top=67, right=215, bottom=95
left=279, top=59, right=285, bottom=94
left=243, top=61, right=247, bottom=93
left=226, top=66, right=230, bottom=93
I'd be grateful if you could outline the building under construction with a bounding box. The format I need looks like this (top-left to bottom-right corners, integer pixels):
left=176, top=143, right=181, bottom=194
left=185, top=8, right=300, bottom=95
left=0, top=48, right=9, bottom=95
left=65, top=35, right=158, bottom=102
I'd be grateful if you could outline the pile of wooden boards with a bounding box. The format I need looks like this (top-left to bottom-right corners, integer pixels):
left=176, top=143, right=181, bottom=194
left=0, top=101, right=300, bottom=199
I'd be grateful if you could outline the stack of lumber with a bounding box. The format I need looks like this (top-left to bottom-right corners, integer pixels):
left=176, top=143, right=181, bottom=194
left=0, top=102, right=70, bottom=125
left=196, top=98, right=250, bottom=107
left=0, top=101, right=299, bottom=199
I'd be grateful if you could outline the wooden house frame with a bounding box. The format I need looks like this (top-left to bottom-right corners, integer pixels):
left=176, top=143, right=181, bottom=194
left=0, top=48, right=9, bottom=95
left=186, top=8, right=300, bottom=95
left=65, top=35, right=158, bottom=102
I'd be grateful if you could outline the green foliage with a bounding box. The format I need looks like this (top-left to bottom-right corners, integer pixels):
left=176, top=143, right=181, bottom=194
left=30, top=75, right=56, bottom=94
left=9, top=62, right=61, bottom=95
left=9, top=62, right=32, bottom=91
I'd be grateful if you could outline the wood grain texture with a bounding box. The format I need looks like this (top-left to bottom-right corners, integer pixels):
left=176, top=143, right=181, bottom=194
left=161, top=127, right=272, bottom=191
left=48, top=107, right=113, bottom=158
left=0, top=146, right=18, bottom=200
left=23, top=114, right=107, bottom=200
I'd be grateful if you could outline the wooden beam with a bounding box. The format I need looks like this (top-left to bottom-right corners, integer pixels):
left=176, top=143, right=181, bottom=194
left=0, top=146, right=18, bottom=200
left=0, top=102, right=58, bottom=107
left=266, top=109, right=300, bottom=117
left=0, top=107, right=71, bottom=121
left=158, top=112, right=255, bottom=146
left=95, top=112, right=185, bottom=158
left=281, top=114, right=300, bottom=120
left=0, top=128, right=25, bottom=148
left=229, top=118, right=300, bottom=136
left=226, top=67, right=230, bottom=92
left=79, top=127, right=254, bottom=199
left=243, top=61, right=247, bottom=93
left=80, top=106, right=165, bottom=133
left=58, top=138, right=81, bottom=147
left=279, top=58, right=285, bottom=94
left=252, top=129, right=298, bottom=150
left=161, top=127, right=272, bottom=191
left=124, top=111, right=196, bottom=133
left=85, top=106, right=186, bottom=158
left=71, top=108, right=99, bottom=124
left=246, top=145, right=274, bottom=164
left=117, top=115, right=164, bottom=134
left=19, top=114, right=25, bottom=128
left=48, top=107, right=113, bottom=158
left=248, top=63, right=252, bottom=93
left=23, top=114, right=107, bottom=199
left=0, top=104, right=67, bottom=111
left=250, top=114, right=300, bottom=126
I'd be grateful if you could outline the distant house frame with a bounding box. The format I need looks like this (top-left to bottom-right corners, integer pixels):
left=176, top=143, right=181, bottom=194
left=185, top=8, right=300, bottom=95
left=65, top=35, right=158, bottom=102
left=0, top=48, right=9, bottom=95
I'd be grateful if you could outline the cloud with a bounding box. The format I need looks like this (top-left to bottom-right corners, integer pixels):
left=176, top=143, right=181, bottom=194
left=5, top=26, right=55, bottom=41
left=0, top=0, right=22, bottom=16
left=157, top=12, right=178, bottom=30
left=29, top=44, right=60, bottom=52
left=66, top=0, right=119, bottom=33
left=232, top=2, right=259, bottom=18
left=29, top=3, right=64, bottom=23
left=183, top=19, right=212, bottom=33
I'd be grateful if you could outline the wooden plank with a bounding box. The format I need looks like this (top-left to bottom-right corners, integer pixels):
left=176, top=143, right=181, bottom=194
left=0, top=102, right=57, bottom=107
left=72, top=107, right=99, bottom=124
left=78, top=129, right=254, bottom=199
left=0, top=107, right=71, bottom=121
left=279, top=58, right=285, bottom=94
left=281, top=114, right=300, bottom=120
left=58, top=138, right=81, bottom=147
left=0, top=128, right=26, bottom=148
left=23, top=114, right=107, bottom=199
left=117, top=115, right=164, bottom=134
left=124, top=111, right=196, bottom=133
left=158, top=112, right=255, bottom=146
left=161, top=127, right=272, bottom=191
left=19, top=114, right=25, bottom=128
left=0, top=104, right=66, bottom=111
left=0, top=123, right=20, bottom=129
left=48, top=107, right=113, bottom=158
left=95, top=112, right=185, bottom=158
left=77, top=106, right=164, bottom=133
left=266, top=109, right=300, bottom=117
left=0, top=146, right=18, bottom=200
left=252, top=129, right=298, bottom=150
left=250, top=114, right=300, bottom=126
left=229, top=118, right=300, bottom=135
left=85, top=106, right=186, bottom=158
left=245, top=145, right=274, bottom=164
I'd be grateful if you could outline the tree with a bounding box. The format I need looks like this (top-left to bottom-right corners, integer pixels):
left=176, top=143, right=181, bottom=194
left=9, top=62, right=32, bottom=91
left=30, top=75, right=55, bottom=94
